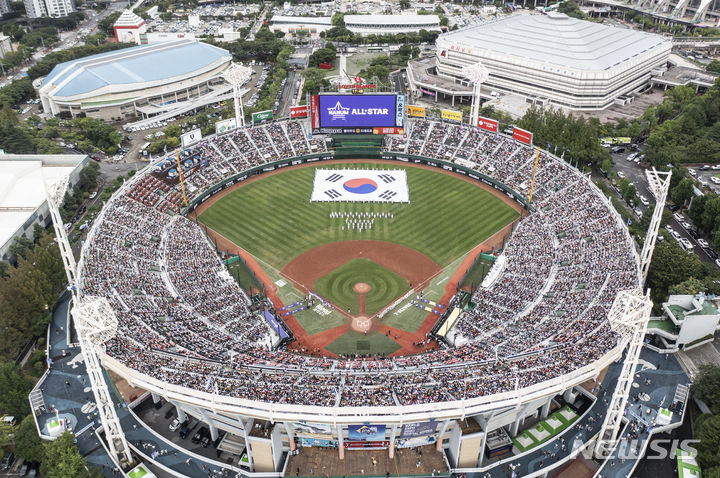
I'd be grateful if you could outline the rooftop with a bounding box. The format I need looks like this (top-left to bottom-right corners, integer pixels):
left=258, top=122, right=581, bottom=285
left=344, top=14, right=440, bottom=25
left=439, top=13, right=670, bottom=71
left=270, top=15, right=332, bottom=25
left=42, top=40, right=231, bottom=98
left=114, top=9, right=145, bottom=28
left=0, top=153, right=86, bottom=252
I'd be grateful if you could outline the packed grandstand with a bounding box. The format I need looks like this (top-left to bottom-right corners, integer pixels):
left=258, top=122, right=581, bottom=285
left=78, top=118, right=640, bottom=409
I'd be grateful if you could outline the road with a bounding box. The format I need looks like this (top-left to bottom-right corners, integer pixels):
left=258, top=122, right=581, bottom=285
left=610, top=150, right=719, bottom=266
left=277, top=70, right=301, bottom=118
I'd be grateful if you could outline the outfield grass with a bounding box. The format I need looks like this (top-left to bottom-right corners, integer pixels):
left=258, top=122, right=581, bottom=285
left=199, top=163, right=519, bottom=270
left=314, top=258, right=408, bottom=316
left=326, top=330, right=401, bottom=357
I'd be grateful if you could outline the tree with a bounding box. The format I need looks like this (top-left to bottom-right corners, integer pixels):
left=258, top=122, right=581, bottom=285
left=670, top=177, right=694, bottom=204
left=693, top=364, right=720, bottom=414
left=40, top=432, right=92, bottom=478
left=399, top=0, right=410, bottom=9
left=646, top=239, right=703, bottom=303
left=97, top=11, right=121, bottom=36
left=695, top=413, right=720, bottom=474
left=707, top=60, right=720, bottom=74
left=14, top=415, right=45, bottom=463
left=0, top=418, right=15, bottom=462
left=0, top=363, right=33, bottom=417
left=668, top=277, right=706, bottom=296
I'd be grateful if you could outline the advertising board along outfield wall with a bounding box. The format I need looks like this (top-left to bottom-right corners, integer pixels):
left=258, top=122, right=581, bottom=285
left=477, top=116, right=498, bottom=133
left=512, top=126, right=533, bottom=146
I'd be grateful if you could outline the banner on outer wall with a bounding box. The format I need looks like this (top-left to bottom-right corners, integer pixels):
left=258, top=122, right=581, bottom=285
left=348, top=424, right=386, bottom=442
left=400, top=421, right=438, bottom=438
left=441, top=109, right=462, bottom=123
left=180, top=128, right=202, bottom=148
left=407, top=105, right=425, bottom=118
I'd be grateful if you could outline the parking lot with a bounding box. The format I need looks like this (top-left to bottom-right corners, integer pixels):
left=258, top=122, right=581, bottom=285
left=610, top=148, right=720, bottom=267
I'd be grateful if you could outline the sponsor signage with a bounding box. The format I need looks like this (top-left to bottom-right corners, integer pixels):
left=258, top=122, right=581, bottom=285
left=397, top=436, right=437, bottom=448
left=339, top=75, right=377, bottom=90
left=373, top=127, right=404, bottom=135
left=252, top=110, right=273, bottom=124
left=477, top=116, right=498, bottom=133
left=180, top=128, right=202, bottom=148
left=407, top=105, right=425, bottom=118
left=215, top=118, right=237, bottom=135
left=290, top=105, right=308, bottom=118
left=310, top=95, right=320, bottom=129
left=400, top=422, right=438, bottom=438
left=512, top=126, right=533, bottom=145
left=344, top=441, right=389, bottom=449
left=300, top=438, right=338, bottom=447
left=441, top=109, right=462, bottom=123
left=395, top=94, right=405, bottom=127
left=348, top=424, right=386, bottom=442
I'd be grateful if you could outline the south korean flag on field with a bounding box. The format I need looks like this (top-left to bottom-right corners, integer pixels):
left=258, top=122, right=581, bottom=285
left=310, top=169, right=409, bottom=203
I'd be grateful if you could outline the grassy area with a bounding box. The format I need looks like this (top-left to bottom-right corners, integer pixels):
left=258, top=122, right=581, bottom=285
left=293, top=307, right=347, bottom=336
left=315, top=258, right=408, bottom=316
left=326, top=330, right=401, bottom=356
left=345, top=53, right=385, bottom=77
left=198, top=163, right=519, bottom=270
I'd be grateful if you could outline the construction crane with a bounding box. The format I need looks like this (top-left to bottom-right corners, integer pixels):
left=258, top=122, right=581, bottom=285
left=44, top=176, right=135, bottom=468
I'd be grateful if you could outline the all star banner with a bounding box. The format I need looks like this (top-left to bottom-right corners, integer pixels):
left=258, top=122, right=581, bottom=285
left=310, top=169, right=409, bottom=203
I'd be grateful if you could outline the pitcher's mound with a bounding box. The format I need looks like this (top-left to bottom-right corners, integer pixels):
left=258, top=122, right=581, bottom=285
left=353, top=282, right=371, bottom=294
left=351, top=316, right=373, bottom=333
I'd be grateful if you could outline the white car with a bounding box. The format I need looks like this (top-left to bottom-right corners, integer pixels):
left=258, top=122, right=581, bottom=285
left=689, top=169, right=697, bottom=176
left=680, top=238, right=694, bottom=249
left=711, top=177, right=720, bottom=184
left=715, top=258, right=720, bottom=268
left=666, top=224, right=675, bottom=233
left=674, top=212, right=684, bottom=222
left=698, top=239, right=710, bottom=248
left=681, top=221, right=692, bottom=230
left=672, top=230, right=682, bottom=241
left=712, top=164, right=720, bottom=170
left=617, top=171, right=626, bottom=179
left=640, top=196, right=650, bottom=206
left=627, top=153, right=637, bottom=161
left=169, top=418, right=181, bottom=431
left=700, top=179, right=708, bottom=187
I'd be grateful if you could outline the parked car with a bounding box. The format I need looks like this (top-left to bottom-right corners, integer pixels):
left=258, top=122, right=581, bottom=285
left=192, top=426, right=209, bottom=444
left=689, top=169, right=697, bottom=176
left=617, top=171, right=626, bottom=179
left=674, top=212, right=685, bottom=222
left=1, top=453, right=15, bottom=471
left=680, top=238, right=694, bottom=249
left=169, top=418, right=181, bottom=431
left=698, top=239, right=710, bottom=248
left=681, top=221, right=693, bottom=230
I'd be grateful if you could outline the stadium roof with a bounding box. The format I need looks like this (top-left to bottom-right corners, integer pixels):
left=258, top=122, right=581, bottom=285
left=440, top=13, right=670, bottom=71
left=42, top=40, right=231, bottom=98
left=271, top=15, right=332, bottom=25
left=344, top=14, right=440, bottom=25
left=113, top=9, right=144, bottom=27
left=0, top=154, right=86, bottom=254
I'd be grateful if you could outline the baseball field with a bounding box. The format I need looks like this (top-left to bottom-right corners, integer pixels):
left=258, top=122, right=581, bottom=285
left=197, top=161, right=520, bottom=356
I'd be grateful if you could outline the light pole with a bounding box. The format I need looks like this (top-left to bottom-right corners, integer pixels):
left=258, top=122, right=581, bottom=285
left=461, top=62, right=490, bottom=128
left=222, top=62, right=253, bottom=128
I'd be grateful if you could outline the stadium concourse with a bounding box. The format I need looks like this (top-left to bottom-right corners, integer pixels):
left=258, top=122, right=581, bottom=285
left=75, top=116, right=663, bottom=476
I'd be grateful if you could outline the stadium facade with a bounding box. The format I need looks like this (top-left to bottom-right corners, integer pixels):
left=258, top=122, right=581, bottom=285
left=344, top=14, right=442, bottom=35
left=37, top=40, right=232, bottom=121
left=407, top=13, right=672, bottom=110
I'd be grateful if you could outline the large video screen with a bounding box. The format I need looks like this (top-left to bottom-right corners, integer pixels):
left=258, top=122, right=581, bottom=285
left=311, top=94, right=404, bottom=134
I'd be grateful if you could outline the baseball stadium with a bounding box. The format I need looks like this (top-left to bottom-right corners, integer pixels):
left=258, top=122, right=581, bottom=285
left=68, top=91, right=660, bottom=478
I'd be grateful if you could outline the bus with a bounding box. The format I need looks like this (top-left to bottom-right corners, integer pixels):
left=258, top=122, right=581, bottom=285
left=140, top=142, right=151, bottom=154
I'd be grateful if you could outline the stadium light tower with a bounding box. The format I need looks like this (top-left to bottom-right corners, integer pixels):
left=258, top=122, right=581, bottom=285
left=462, top=62, right=490, bottom=128
left=594, top=288, right=653, bottom=459
left=44, top=177, right=135, bottom=468
left=223, top=62, right=253, bottom=128
left=640, top=168, right=672, bottom=284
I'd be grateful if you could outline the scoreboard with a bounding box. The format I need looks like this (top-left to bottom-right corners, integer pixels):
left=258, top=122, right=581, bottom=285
left=310, top=94, right=404, bottom=135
